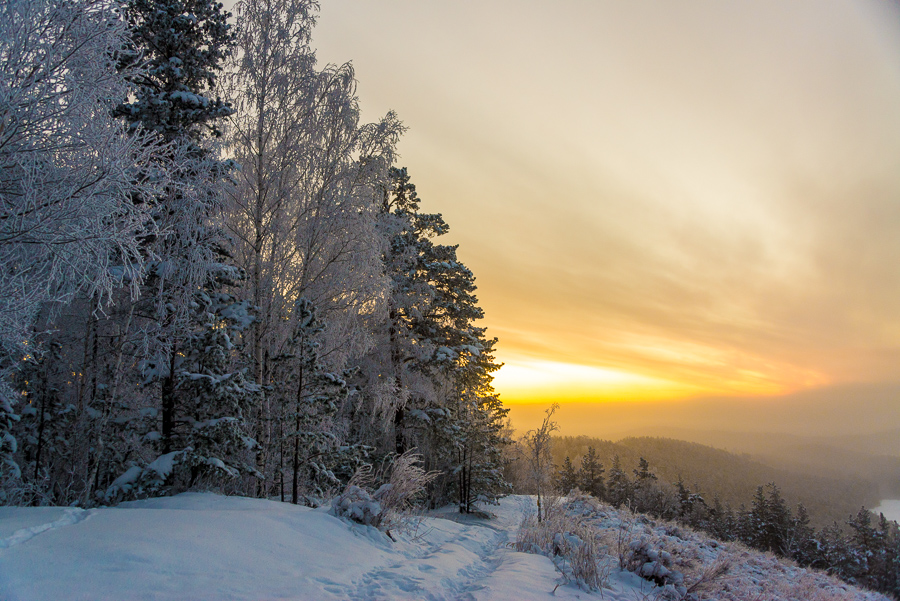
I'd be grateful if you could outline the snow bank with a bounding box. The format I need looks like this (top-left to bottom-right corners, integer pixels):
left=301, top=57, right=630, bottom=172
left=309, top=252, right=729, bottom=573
left=0, top=494, right=397, bottom=600
left=0, top=494, right=890, bottom=601
left=1, top=494, right=558, bottom=600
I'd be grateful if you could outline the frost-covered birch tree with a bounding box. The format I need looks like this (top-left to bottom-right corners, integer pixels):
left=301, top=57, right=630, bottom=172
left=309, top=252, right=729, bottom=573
left=9, top=0, right=246, bottom=505
left=524, top=404, right=559, bottom=522
left=223, top=0, right=402, bottom=492
left=0, top=0, right=168, bottom=487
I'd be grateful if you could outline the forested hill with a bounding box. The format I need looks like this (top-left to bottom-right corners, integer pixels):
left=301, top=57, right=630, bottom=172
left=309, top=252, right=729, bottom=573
left=553, top=435, right=882, bottom=529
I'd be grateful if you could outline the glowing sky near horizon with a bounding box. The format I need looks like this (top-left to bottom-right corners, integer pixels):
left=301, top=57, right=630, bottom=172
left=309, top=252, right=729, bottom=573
left=311, top=1, right=900, bottom=407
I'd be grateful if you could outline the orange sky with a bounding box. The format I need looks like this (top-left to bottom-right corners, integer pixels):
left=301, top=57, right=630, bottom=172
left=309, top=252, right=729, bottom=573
left=311, top=1, right=900, bottom=435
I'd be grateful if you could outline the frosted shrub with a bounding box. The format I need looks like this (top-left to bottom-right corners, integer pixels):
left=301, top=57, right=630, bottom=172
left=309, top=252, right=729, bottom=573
left=625, top=536, right=698, bottom=600
left=332, top=450, right=438, bottom=537
left=514, top=498, right=611, bottom=590
left=331, top=485, right=382, bottom=526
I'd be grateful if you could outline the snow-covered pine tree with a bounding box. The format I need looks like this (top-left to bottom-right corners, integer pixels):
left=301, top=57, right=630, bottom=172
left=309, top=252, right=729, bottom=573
left=788, top=502, right=818, bottom=567
left=630, top=457, right=671, bottom=517
left=673, top=477, right=709, bottom=529
left=605, top=454, right=631, bottom=508
left=708, top=496, right=736, bottom=542
left=100, top=278, right=260, bottom=502
left=370, top=167, right=446, bottom=455
left=371, top=169, right=509, bottom=510
left=407, top=243, right=491, bottom=501
left=819, top=521, right=856, bottom=582
left=744, top=485, right=770, bottom=551
left=765, top=483, right=793, bottom=555
left=162, top=289, right=260, bottom=488
left=674, top=477, right=693, bottom=519
left=578, top=446, right=605, bottom=500
left=875, top=517, right=900, bottom=597
left=115, top=0, right=234, bottom=142
left=633, top=457, right=657, bottom=481
left=271, top=298, right=357, bottom=505
left=448, top=332, right=511, bottom=513
left=556, top=456, right=578, bottom=494
left=114, top=0, right=239, bottom=462
left=868, top=513, right=897, bottom=595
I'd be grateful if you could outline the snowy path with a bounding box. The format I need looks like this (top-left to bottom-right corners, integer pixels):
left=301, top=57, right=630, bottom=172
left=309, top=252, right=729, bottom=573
left=345, top=520, right=507, bottom=600
left=0, top=493, right=640, bottom=600
left=0, top=507, right=95, bottom=549
left=342, top=495, right=623, bottom=600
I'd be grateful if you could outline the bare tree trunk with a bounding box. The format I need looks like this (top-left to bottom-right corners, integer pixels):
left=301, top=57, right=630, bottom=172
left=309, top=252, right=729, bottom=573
left=291, top=365, right=304, bottom=504
left=279, top=414, right=285, bottom=503
left=537, top=489, right=543, bottom=523
left=82, top=304, right=134, bottom=506
left=388, top=306, right=406, bottom=455
left=32, top=385, right=47, bottom=486
left=161, top=350, right=176, bottom=454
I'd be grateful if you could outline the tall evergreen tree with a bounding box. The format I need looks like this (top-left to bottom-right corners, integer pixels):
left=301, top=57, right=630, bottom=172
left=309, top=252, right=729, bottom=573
left=369, top=167, right=509, bottom=511
left=556, top=456, right=578, bottom=494
left=674, top=477, right=708, bottom=528
left=116, top=0, right=234, bottom=142
left=606, top=454, right=630, bottom=508
left=631, top=456, right=662, bottom=515
left=165, top=291, right=260, bottom=486
left=745, top=485, right=769, bottom=550
left=372, top=167, right=446, bottom=454
left=845, top=507, right=878, bottom=586
left=578, top=446, right=605, bottom=500
left=450, top=333, right=511, bottom=513
left=789, top=502, right=818, bottom=566
left=114, top=0, right=239, bottom=463
left=633, top=457, right=657, bottom=481
left=766, top=483, right=793, bottom=555
left=272, top=299, right=355, bottom=505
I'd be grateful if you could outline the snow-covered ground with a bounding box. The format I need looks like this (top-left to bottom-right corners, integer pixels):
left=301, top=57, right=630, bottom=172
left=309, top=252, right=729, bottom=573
left=0, top=494, right=635, bottom=600
left=0, top=494, right=889, bottom=600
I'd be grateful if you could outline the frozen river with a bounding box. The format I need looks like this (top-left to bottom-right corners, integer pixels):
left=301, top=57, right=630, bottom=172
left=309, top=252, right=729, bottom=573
left=871, top=499, right=900, bottom=523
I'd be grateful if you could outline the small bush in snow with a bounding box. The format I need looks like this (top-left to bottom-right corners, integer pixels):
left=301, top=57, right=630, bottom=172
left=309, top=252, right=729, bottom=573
left=514, top=494, right=611, bottom=591
left=331, top=450, right=438, bottom=537
left=625, top=536, right=697, bottom=600
left=331, top=485, right=383, bottom=526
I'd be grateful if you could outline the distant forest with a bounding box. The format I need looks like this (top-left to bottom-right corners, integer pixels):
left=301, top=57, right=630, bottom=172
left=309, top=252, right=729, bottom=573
left=544, top=435, right=900, bottom=599
left=551, top=435, right=890, bottom=529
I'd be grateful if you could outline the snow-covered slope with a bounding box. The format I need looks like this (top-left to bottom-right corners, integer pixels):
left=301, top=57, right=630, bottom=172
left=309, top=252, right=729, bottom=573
left=0, top=494, right=626, bottom=600
left=0, top=494, right=889, bottom=600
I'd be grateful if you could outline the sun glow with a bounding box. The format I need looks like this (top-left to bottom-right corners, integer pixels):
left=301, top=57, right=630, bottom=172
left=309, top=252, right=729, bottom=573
left=492, top=358, right=704, bottom=404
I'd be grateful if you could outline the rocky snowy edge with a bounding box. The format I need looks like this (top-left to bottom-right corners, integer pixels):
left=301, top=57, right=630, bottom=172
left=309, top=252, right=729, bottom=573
left=0, top=492, right=891, bottom=600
